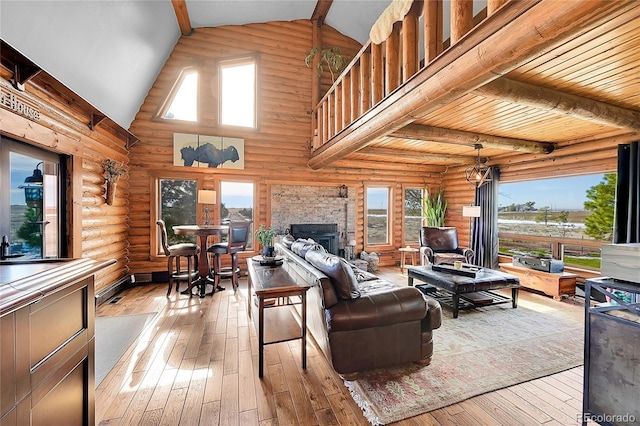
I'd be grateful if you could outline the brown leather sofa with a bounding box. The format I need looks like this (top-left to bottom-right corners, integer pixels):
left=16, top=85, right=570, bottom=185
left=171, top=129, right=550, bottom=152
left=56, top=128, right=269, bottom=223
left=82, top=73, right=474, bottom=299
left=276, top=238, right=442, bottom=379
left=420, top=226, right=474, bottom=265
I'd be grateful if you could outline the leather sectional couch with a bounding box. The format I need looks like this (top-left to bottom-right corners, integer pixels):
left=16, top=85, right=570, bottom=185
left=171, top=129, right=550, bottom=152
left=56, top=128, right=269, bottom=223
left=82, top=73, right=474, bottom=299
left=276, top=237, right=442, bottom=378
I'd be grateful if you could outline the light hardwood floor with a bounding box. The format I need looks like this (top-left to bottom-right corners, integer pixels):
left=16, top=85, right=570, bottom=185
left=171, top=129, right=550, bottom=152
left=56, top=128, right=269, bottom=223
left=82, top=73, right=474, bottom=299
left=95, top=267, right=590, bottom=425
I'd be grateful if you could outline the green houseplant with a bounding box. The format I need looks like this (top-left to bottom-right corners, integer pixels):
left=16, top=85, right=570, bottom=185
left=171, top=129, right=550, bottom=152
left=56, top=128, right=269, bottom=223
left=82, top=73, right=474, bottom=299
left=305, top=46, right=349, bottom=81
left=422, top=186, right=447, bottom=226
left=255, top=224, right=277, bottom=258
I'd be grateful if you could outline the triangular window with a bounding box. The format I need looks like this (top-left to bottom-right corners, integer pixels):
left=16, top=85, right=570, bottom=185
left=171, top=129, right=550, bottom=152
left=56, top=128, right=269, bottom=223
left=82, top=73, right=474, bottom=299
left=160, top=70, right=198, bottom=122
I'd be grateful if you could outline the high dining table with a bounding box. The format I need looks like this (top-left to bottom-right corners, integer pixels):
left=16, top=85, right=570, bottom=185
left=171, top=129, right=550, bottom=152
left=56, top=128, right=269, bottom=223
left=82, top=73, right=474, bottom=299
left=173, top=224, right=228, bottom=297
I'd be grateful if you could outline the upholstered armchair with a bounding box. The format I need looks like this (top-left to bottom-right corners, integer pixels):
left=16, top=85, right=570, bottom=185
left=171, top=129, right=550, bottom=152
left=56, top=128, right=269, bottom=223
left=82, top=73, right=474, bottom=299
left=419, top=226, right=474, bottom=265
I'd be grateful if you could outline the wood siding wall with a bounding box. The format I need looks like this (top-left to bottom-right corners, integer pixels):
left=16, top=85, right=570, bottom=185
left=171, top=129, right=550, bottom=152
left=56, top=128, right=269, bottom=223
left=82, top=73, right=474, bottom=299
left=127, top=20, right=443, bottom=273
left=0, top=71, right=130, bottom=294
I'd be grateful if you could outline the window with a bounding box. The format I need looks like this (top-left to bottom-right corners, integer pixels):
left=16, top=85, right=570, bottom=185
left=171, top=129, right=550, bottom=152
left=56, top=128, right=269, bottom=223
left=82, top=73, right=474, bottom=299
left=498, top=174, right=611, bottom=269
left=157, top=178, right=197, bottom=251
left=1, top=137, right=63, bottom=259
left=220, top=181, right=254, bottom=249
left=404, top=187, right=423, bottom=245
left=366, top=186, right=390, bottom=246
left=160, top=69, right=198, bottom=122
left=219, top=58, right=256, bottom=128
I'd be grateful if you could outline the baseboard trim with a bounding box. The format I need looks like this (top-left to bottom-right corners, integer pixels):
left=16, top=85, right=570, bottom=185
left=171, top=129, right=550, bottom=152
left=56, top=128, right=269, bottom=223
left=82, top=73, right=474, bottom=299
left=96, top=275, right=133, bottom=305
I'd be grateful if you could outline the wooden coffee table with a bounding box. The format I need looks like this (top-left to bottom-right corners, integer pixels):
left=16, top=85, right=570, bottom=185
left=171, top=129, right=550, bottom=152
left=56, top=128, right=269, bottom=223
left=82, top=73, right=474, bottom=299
left=407, top=265, right=520, bottom=318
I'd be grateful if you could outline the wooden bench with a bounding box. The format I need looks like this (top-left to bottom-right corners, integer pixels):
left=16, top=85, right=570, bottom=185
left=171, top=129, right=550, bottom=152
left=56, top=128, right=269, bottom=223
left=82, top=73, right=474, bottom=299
left=500, top=262, right=577, bottom=301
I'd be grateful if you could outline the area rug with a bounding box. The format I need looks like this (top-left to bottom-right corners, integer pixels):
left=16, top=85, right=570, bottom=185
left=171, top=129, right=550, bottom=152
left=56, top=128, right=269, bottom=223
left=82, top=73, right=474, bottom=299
left=95, top=312, right=157, bottom=387
left=344, top=296, right=585, bottom=425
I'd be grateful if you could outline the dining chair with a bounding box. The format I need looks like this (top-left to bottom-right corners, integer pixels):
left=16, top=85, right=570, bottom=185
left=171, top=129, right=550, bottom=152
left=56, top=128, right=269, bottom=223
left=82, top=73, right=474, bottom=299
left=156, top=220, right=200, bottom=296
left=206, top=221, right=252, bottom=291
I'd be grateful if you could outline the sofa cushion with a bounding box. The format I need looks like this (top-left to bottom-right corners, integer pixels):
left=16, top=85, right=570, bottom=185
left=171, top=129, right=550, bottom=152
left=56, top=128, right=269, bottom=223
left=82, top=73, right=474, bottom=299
left=327, top=283, right=427, bottom=331
left=305, top=250, right=361, bottom=300
left=350, top=265, right=378, bottom=283
left=291, top=238, right=325, bottom=258
left=281, top=233, right=295, bottom=249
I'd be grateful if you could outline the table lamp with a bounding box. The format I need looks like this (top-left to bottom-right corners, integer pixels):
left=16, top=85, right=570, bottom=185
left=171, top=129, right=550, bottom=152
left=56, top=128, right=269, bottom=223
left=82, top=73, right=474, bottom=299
left=462, top=205, right=481, bottom=240
left=198, top=190, right=216, bottom=225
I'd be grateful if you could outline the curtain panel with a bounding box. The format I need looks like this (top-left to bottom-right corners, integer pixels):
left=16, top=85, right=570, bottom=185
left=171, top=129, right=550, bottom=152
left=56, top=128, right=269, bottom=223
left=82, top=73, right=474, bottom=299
left=613, top=141, right=640, bottom=244
left=472, top=167, right=500, bottom=269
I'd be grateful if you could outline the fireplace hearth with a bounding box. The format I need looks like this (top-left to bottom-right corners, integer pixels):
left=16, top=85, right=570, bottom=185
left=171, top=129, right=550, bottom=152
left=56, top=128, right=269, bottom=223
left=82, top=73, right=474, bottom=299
left=289, top=223, right=339, bottom=255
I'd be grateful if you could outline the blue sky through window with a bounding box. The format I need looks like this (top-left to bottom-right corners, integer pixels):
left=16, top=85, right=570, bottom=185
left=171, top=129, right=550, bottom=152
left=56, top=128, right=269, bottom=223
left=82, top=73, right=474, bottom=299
left=499, top=174, right=605, bottom=210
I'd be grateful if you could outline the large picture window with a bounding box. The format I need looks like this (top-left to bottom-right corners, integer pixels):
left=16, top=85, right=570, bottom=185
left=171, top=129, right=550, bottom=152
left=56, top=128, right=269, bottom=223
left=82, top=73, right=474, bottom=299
left=366, top=186, right=390, bottom=246
left=157, top=178, right=197, bottom=251
left=220, top=181, right=254, bottom=250
left=219, top=58, right=256, bottom=128
left=404, top=187, right=423, bottom=245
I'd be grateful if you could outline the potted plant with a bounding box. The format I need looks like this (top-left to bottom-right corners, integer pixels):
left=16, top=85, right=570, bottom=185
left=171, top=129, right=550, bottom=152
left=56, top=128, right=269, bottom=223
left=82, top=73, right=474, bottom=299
left=422, top=186, right=447, bottom=226
left=102, top=159, right=127, bottom=205
left=305, top=46, right=349, bottom=81
left=255, top=224, right=277, bottom=258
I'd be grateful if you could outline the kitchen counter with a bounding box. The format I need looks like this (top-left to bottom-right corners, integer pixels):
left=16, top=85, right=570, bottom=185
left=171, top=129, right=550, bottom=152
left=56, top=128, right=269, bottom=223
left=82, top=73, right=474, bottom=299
left=0, top=257, right=115, bottom=316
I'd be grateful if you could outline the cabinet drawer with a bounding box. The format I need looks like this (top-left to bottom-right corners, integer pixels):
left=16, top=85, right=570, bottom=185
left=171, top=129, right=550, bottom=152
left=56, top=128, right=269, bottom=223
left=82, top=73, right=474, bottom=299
left=29, top=277, right=92, bottom=387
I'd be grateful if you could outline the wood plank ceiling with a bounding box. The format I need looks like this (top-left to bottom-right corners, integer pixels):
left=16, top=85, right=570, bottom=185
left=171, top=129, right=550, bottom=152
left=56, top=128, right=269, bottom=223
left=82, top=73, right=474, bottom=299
left=321, top=1, right=640, bottom=174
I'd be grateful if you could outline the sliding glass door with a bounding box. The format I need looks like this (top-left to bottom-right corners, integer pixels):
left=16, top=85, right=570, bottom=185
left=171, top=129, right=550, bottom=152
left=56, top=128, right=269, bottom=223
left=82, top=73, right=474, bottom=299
left=1, top=137, right=62, bottom=259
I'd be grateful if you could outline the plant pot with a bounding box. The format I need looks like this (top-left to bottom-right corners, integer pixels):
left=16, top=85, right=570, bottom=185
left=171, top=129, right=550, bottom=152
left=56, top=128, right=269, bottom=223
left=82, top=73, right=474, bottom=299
left=263, top=246, right=275, bottom=258
left=106, top=181, right=117, bottom=205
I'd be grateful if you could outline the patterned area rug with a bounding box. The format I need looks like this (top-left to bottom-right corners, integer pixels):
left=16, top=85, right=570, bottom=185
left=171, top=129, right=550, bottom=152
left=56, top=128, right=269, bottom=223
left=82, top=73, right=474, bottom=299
left=344, top=294, right=585, bottom=425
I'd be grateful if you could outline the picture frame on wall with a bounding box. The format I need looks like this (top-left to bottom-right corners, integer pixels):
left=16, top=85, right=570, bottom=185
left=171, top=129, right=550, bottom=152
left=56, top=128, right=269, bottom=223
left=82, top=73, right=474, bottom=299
left=173, top=133, right=244, bottom=169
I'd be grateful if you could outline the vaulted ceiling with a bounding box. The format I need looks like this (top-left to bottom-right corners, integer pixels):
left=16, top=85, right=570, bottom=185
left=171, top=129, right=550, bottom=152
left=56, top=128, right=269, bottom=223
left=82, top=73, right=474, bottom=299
left=0, top=0, right=389, bottom=129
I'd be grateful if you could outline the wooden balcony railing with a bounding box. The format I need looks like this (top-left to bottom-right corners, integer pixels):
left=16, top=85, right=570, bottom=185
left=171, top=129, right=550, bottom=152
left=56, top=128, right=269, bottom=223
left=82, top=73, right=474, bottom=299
left=311, top=0, right=508, bottom=149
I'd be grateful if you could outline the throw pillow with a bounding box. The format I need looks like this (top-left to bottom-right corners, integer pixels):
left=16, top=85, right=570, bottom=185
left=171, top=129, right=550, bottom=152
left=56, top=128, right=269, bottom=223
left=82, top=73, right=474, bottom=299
left=291, top=239, right=325, bottom=258
left=281, top=233, right=295, bottom=248
left=305, top=250, right=360, bottom=300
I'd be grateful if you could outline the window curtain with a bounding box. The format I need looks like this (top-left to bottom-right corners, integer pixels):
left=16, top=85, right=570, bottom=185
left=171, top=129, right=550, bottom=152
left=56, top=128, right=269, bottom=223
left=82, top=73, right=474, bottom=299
left=613, top=141, right=640, bottom=243
left=471, top=167, right=500, bottom=269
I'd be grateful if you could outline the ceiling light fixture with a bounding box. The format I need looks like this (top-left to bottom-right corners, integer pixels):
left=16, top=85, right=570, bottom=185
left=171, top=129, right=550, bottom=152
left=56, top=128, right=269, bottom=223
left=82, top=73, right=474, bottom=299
left=465, top=144, right=492, bottom=187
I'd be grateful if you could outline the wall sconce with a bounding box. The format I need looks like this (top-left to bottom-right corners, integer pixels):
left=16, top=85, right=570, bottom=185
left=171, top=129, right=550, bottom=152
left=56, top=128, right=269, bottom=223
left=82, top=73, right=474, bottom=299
left=198, top=189, right=216, bottom=226
left=339, top=184, right=348, bottom=198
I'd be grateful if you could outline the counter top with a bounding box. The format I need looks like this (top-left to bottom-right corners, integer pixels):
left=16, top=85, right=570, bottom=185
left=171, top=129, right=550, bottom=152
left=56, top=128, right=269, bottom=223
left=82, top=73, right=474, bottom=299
left=0, top=257, right=115, bottom=316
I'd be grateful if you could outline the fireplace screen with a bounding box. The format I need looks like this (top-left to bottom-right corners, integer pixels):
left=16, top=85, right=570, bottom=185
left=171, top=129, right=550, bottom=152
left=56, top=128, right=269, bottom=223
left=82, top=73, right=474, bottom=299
left=289, top=223, right=339, bottom=255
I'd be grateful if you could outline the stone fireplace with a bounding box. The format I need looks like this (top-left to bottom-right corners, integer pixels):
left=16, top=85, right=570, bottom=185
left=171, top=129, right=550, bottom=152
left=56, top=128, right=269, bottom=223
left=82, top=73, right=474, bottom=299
left=271, top=184, right=356, bottom=253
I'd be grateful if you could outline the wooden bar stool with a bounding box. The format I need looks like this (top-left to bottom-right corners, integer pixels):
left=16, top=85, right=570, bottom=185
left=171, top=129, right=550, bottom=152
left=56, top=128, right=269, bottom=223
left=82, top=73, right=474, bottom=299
left=156, top=220, right=200, bottom=296
left=207, top=221, right=252, bottom=291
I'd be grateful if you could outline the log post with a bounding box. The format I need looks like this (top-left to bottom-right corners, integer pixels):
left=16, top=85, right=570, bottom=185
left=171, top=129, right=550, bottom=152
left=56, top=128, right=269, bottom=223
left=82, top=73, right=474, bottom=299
left=360, top=51, right=371, bottom=113
left=351, top=63, right=361, bottom=121
left=424, top=0, right=443, bottom=63
left=371, top=42, right=384, bottom=104
left=488, top=0, right=508, bottom=15
left=451, top=0, right=473, bottom=44
left=385, top=22, right=401, bottom=95
left=342, top=73, right=351, bottom=128
left=402, top=1, right=421, bottom=81
left=334, top=83, right=342, bottom=134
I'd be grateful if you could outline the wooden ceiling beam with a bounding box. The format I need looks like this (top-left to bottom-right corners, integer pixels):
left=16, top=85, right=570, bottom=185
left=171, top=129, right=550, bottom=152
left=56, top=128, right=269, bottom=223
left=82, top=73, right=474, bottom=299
left=390, top=124, right=555, bottom=154
left=357, top=146, right=479, bottom=164
left=475, top=77, right=640, bottom=131
left=171, top=0, right=193, bottom=36
left=311, top=0, right=333, bottom=26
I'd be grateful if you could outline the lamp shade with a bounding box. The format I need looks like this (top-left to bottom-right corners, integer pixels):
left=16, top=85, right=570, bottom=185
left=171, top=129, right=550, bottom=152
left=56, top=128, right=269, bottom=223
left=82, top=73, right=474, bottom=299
left=462, top=205, right=481, bottom=218
left=198, top=190, right=216, bottom=204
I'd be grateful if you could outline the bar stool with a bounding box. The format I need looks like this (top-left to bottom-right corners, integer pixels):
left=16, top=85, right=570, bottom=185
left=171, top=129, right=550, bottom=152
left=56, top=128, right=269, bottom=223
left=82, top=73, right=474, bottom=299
left=156, top=220, right=200, bottom=296
left=207, top=221, right=252, bottom=291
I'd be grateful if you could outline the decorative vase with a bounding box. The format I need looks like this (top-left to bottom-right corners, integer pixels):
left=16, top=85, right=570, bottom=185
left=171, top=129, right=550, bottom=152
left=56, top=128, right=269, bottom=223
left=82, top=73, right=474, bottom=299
left=106, top=180, right=117, bottom=205
left=263, top=246, right=275, bottom=258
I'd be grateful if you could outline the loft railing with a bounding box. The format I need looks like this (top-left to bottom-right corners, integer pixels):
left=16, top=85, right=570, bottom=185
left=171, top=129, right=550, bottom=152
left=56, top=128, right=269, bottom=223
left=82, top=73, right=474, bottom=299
left=311, top=0, right=507, bottom=149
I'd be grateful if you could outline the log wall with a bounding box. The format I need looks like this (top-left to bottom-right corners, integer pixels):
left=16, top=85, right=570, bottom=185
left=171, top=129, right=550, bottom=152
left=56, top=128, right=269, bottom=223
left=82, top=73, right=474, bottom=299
left=0, top=70, right=130, bottom=295
left=127, top=20, right=443, bottom=274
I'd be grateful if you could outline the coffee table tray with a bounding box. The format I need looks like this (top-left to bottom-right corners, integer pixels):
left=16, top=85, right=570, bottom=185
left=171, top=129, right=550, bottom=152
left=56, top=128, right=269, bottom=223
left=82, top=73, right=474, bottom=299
left=432, top=263, right=482, bottom=278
